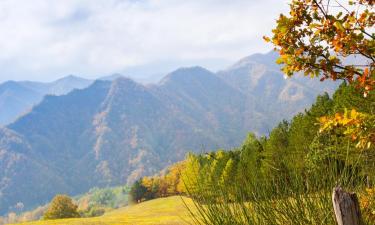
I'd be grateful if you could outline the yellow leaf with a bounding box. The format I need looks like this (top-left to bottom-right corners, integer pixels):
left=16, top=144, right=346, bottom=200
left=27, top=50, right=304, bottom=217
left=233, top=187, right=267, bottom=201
left=319, top=116, right=327, bottom=123
left=350, top=109, right=358, bottom=118
left=334, top=21, right=345, bottom=32
left=263, top=36, right=271, bottom=42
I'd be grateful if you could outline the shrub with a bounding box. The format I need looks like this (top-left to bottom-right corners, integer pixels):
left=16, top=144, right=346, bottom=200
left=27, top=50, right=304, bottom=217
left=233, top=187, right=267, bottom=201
left=43, top=195, right=80, bottom=220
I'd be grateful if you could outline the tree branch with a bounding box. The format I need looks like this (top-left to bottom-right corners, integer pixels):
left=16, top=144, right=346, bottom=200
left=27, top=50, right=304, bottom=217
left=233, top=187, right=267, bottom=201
left=313, top=0, right=328, bottom=18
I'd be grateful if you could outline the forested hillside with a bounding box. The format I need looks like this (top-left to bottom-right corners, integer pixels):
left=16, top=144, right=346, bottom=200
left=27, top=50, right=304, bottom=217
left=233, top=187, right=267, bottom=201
left=131, top=82, right=375, bottom=224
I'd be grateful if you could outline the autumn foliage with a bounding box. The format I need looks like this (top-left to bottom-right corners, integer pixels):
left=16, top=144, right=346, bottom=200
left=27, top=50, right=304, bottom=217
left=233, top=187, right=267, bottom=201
left=265, top=0, right=374, bottom=96
left=319, top=108, right=375, bottom=148
left=129, top=162, right=186, bottom=203
left=265, top=0, right=375, bottom=148
left=43, top=195, right=80, bottom=220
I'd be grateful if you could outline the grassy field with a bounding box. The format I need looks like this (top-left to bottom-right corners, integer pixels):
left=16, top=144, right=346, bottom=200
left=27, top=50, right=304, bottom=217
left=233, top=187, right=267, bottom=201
left=11, top=196, right=195, bottom=225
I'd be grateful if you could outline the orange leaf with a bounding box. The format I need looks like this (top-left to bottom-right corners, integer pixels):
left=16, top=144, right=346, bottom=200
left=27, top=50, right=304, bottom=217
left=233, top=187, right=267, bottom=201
left=364, top=68, right=369, bottom=77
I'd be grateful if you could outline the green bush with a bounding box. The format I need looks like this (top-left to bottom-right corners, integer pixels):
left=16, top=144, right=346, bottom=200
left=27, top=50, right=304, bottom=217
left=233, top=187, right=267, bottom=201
left=79, top=205, right=106, bottom=217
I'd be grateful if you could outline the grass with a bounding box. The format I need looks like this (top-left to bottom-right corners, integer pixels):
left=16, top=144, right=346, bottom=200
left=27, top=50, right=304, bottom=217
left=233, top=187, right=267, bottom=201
left=10, top=196, right=195, bottom=225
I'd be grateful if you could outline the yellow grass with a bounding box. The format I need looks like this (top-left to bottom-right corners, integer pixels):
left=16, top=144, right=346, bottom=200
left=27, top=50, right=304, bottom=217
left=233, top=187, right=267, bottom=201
left=10, top=196, right=195, bottom=225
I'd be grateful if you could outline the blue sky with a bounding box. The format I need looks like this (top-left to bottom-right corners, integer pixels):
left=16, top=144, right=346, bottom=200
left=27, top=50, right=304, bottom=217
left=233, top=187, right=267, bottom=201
left=0, top=0, right=288, bottom=82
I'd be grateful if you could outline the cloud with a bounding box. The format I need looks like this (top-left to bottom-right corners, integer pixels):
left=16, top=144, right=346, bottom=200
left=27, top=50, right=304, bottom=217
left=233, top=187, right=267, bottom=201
left=0, top=0, right=288, bottom=82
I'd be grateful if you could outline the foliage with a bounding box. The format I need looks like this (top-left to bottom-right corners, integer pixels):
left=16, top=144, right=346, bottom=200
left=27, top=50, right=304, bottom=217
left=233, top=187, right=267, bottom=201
left=0, top=205, right=48, bottom=224
left=360, top=188, right=375, bottom=223
left=319, top=80, right=375, bottom=149
left=2, top=185, right=129, bottom=224
left=43, top=195, right=80, bottom=220
left=129, top=162, right=186, bottom=203
left=76, top=185, right=129, bottom=217
left=129, top=180, right=147, bottom=203
left=181, top=83, right=375, bottom=224
left=319, top=108, right=375, bottom=148
left=81, top=206, right=106, bottom=218
left=265, top=0, right=374, bottom=96
left=265, top=0, right=375, bottom=151
left=259, top=1, right=374, bottom=222
left=89, top=189, right=115, bottom=206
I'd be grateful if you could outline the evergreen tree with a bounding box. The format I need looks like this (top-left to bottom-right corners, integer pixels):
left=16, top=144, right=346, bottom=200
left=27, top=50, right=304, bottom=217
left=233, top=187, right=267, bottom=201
left=129, top=179, right=147, bottom=203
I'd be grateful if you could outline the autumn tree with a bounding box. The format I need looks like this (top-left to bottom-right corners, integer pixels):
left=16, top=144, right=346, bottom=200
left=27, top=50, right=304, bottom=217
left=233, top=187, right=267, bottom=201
left=266, top=0, right=374, bottom=148
left=266, top=0, right=374, bottom=95
left=180, top=154, right=202, bottom=194
left=43, top=195, right=80, bottom=220
left=164, top=162, right=185, bottom=195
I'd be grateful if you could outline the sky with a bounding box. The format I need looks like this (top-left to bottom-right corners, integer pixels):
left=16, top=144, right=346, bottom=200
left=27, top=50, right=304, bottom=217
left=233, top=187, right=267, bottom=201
left=0, top=0, right=288, bottom=83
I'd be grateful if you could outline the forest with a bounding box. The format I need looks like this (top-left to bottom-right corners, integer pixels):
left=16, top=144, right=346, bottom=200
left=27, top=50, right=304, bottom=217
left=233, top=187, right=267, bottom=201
left=131, top=82, right=374, bottom=224
left=131, top=0, right=375, bottom=224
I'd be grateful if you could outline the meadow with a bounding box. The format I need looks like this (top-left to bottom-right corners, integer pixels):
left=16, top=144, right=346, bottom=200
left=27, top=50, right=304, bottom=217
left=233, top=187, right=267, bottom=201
left=10, top=196, right=194, bottom=225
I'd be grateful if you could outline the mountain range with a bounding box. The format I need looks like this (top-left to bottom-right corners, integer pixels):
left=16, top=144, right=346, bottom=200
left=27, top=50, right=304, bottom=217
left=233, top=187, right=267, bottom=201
left=0, top=51, right=338, bottom=215
left=0, top=75, right=93, bottom=126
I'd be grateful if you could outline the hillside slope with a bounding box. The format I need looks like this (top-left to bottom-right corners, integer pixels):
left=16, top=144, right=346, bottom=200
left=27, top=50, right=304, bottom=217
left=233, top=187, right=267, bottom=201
left=217, top=51, right=337, bottom=127
left=11, top=196, right=194, bottom=225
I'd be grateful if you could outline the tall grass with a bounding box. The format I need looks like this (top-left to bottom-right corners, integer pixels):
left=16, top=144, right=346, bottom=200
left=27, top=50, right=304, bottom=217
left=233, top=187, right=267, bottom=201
left=183, top=148, right=371, bottom=225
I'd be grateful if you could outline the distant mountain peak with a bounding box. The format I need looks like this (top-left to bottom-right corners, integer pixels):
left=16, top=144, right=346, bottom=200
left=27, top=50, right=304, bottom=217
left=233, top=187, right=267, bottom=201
left=105, top=77, right=147, bottom=101
left=56, top=74, right=85, bottom=81
left=226, top=50, right=279, bottom=71
left=111, top=76, right=141, bottom=89
left=0, top=76, right=94, bottom=126
left=51, top=74, right=91, bottom=84
left=159, top=66, right=215, bottom=85
left=173, top=66, right=211, bottom=74
left=99, top=73, right=126, bottom=81
left=65, top=74, right=79, bottom=78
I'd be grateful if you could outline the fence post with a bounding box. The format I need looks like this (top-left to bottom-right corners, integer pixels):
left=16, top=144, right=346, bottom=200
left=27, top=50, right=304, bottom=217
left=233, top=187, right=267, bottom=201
left=332, top=187, right=363, bottom=225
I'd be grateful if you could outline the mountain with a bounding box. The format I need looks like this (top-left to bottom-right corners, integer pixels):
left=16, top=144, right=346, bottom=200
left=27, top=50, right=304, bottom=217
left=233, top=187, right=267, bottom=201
left=0, top=82, right=43, bottom=127
left=98, top=73, right=126, bottom=81
left=0, top=75, right=93, bottom=126
left=217, top=51, right=337, bottom=129
left=0, top=51, right=339, bottom=215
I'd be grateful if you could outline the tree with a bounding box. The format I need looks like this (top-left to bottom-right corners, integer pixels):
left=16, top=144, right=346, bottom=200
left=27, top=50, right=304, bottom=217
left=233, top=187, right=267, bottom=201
left=266, top=0, right=374, bottom=148
left=220, top=158, right=236, bottom=186
left=141, top=177, right=159, bottom=200
left=43, top=195, right=80, bottom=220
left=238, top=133, right=264, bottom=182
left=265, top=0, right=374, bottom=96
left=129, top=179, right=147, bottom=203
left=165, top=162, right=185, bottom=195
left=90, top=188, right=115, bottom=207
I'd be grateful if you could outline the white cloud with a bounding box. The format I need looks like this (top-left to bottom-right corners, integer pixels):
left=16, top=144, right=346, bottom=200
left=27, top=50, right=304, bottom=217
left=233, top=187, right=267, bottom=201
left=0, top=0, right=288, bottom=82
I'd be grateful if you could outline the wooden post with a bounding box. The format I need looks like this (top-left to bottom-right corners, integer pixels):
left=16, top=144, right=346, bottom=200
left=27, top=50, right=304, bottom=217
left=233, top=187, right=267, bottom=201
left=332, top=187, right=363, bottom=225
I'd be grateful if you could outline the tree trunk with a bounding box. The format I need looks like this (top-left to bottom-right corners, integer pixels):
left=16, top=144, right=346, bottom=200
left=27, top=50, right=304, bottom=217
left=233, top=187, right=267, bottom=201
left=332, top=187, right=363, bottom=225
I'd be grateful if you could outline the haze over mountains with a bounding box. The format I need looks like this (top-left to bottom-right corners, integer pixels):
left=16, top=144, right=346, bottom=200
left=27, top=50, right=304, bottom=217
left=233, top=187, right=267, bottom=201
left=0, top=73, right=170, bottom=126
left=0, top=51, right=338, bottom=215
left=0, top=76, right=93, bottom=125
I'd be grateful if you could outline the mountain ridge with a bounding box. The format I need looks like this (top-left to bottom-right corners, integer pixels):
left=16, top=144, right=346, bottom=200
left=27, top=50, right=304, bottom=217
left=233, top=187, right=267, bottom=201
left=0, top=51, right=339, bottom=215
left=0, top=76, right=93, bottom=126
